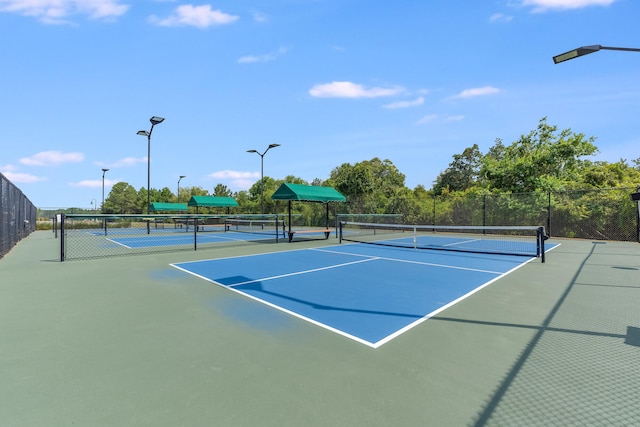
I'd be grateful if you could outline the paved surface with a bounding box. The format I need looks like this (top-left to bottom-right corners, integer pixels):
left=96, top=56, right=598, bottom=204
left=1, top=231, right=639, bottom=426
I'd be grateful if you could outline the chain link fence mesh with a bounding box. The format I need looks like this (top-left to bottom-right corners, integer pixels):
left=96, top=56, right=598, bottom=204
left=59, top=214, right=285, bottom=261
left=1, top=173, right=37, bottom=259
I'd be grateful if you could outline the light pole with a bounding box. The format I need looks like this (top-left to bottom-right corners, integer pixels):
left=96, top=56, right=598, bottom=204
left=101, top=168, right=109, bottom=213
left=101, top=168, right=109, bottom=232
left=177, top=175, right=186, bottom=203
left=137, top=116, right=165, bottom=234
left=554, top=44, right=640, bottom=239
left=553, top=44, right=640, bottom=64
left=247, top=143, right=280, bottom=214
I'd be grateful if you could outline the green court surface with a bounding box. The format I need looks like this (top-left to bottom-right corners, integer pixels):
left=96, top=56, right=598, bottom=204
left=1, top=231, right=639, bottom=426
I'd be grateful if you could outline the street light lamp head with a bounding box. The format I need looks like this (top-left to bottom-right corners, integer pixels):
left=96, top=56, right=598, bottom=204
left=268, top=143, right=281, bottom=149
left=247, top=149, right=258, bottom=153
left=179, top=175, right=186, bottom=179
left=553, top=45, right=601, bottom=64
left=150, top=116, right=165, bottom=125
left=553, top=44, right=640, bottom=64
left=102, top=168, right=109, bottom=173
left=137, top=130, right=150, bottom=137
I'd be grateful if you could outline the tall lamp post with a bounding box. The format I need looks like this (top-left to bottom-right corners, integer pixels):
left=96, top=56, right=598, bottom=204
left=101, top=168, right=109, bottom=233
left=101, top=168, right=109, bottom=213
left=177, top=175, right=186, bottom=203
left=137, top=116, right=165, bottom=234
left=553, top=44, right=640, bottom=64
left=554, top=44, right=640, bottom=239
left=247, top=143, right=280, bottom=214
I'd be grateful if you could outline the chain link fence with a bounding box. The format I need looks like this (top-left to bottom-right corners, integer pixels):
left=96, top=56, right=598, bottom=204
left=335, top=187, right=639, bottom=242
left=1, top=173, right=37, bottom=259
left=59, top=214, right=285, bottom=261
left=34, top=186, right=640, bottom=261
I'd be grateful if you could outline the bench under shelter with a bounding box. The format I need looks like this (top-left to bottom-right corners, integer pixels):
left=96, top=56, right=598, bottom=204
left=271, top=182, right=347, bottom=242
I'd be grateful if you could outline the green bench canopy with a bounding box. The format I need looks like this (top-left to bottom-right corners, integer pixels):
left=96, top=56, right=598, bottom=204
left=271, top=183, right=346, bottom=203
left=187, top=196, right=239, bottom=208
left=271, top=183, right=346, bottom=233
left=149, top=202, right=188, bottom=212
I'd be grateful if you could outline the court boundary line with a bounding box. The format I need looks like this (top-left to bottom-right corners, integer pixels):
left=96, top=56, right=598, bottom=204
left=309, top=247, right=507, bottom=275
left=170, top=261, right=378, bottom=347
left=226, top=257, right=380, bottom=287
left=170, top=246, right=541, bottom=348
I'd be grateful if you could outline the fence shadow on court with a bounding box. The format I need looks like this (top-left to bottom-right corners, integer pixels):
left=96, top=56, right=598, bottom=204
left=430, top=241, right=640, bottom=426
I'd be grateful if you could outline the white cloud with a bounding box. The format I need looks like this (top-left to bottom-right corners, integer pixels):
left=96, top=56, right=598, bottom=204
left=490, top=13, right=513, bottom=23
left=416, top=114, right=465, bottom=125
left=0, top=0, right=129, bottom=23
left=416, top=114, right=438, bottom=125
left=522, top=0, right=615, bottom=12
left=309, top=81, right=405, bottom=99
left=252, top=10, right=268, bottom=22
left=238, top=46, right=289, bottom=64
left=210, top=170, right=259, bottom=180
left=150, top=4, right=239, bottom=28
left=383, top=96, right=425, bottom=109
left=20, top=151, right=84, bottom=166
left=451, top=86, right=501, bottom=99
left=70, top=178, right=116, bottom=188
left=71, top=179, right=103, bottom=188
left=96, top=156, right=146, bottom=168
left=209, top=170, right=259, bottom=190
left=1, top=171, right=47, bottom=183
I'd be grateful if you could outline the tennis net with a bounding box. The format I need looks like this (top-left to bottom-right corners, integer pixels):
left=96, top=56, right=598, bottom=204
left=339, top=222, right=548, bottom=261
left=225, top=217, right=285, bottom=239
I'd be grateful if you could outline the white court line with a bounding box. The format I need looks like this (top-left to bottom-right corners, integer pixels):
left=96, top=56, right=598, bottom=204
left=442, top=238, right=481, bottom=247
left=226, top=257, right=380, bottom=287
left=169, top=246, right=543, bottom=348
left=107, top=238, right=131, bottom=248
left=310, top=247, right=506, bottom=275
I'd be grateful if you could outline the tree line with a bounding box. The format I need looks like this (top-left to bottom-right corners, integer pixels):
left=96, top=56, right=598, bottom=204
left=89, top=117, right=640, bottom=228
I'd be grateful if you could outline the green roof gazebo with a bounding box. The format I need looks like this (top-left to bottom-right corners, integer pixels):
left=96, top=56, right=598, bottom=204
left=271, top=182, right=346, bottom=238
left=187, top=196, right=239, bottom=213
left=149, top=202, right=188, bottom=212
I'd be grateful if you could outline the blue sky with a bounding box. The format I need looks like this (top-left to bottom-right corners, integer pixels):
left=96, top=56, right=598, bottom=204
left=1, top=0, right=639, bottom=208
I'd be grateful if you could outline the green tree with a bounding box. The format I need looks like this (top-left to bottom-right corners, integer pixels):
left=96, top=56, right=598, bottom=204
left=104, top=182, right=138, bottom=214
left=213, top=184, right=233, bottom=197
left=157, top=187, right=174, bottom=203
left=433, top=144, right=482, bottom=195
left=480, top=117, right=599, bottom=192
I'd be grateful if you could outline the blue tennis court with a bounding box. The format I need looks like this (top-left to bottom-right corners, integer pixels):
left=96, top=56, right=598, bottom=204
left=172, top=243, right=547, bottom=347
left=104, top=230, right=278, bottom=248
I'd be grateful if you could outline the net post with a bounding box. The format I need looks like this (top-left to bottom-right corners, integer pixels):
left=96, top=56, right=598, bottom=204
left=538, top=226, right=546, bottom=263
left=413, top=226, right=417, bottom=250
left=339, top=221, right=343, bottom=244
left=194, top=216, right=198, bottom=251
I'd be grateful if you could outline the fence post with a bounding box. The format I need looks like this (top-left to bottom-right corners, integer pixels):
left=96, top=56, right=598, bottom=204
left=547, top=191, right=552, bottom=237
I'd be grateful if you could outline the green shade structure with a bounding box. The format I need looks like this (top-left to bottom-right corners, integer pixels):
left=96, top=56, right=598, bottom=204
left=188, top=196, right=239, bottom=215
left=149, top=202, right=188, bottom=212
left=272, top=183, right=346, bottom=235
left=187, top=196, right=239, bottom=208
left=271, top=183, right=346, bottom=203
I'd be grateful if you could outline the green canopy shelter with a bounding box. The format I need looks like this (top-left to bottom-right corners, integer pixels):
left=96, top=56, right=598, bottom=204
left=271, top=183, right=346, bottom=236
left=149, top=202, right=188, bottom=212
left=187, top=196, right=239, bottom=213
